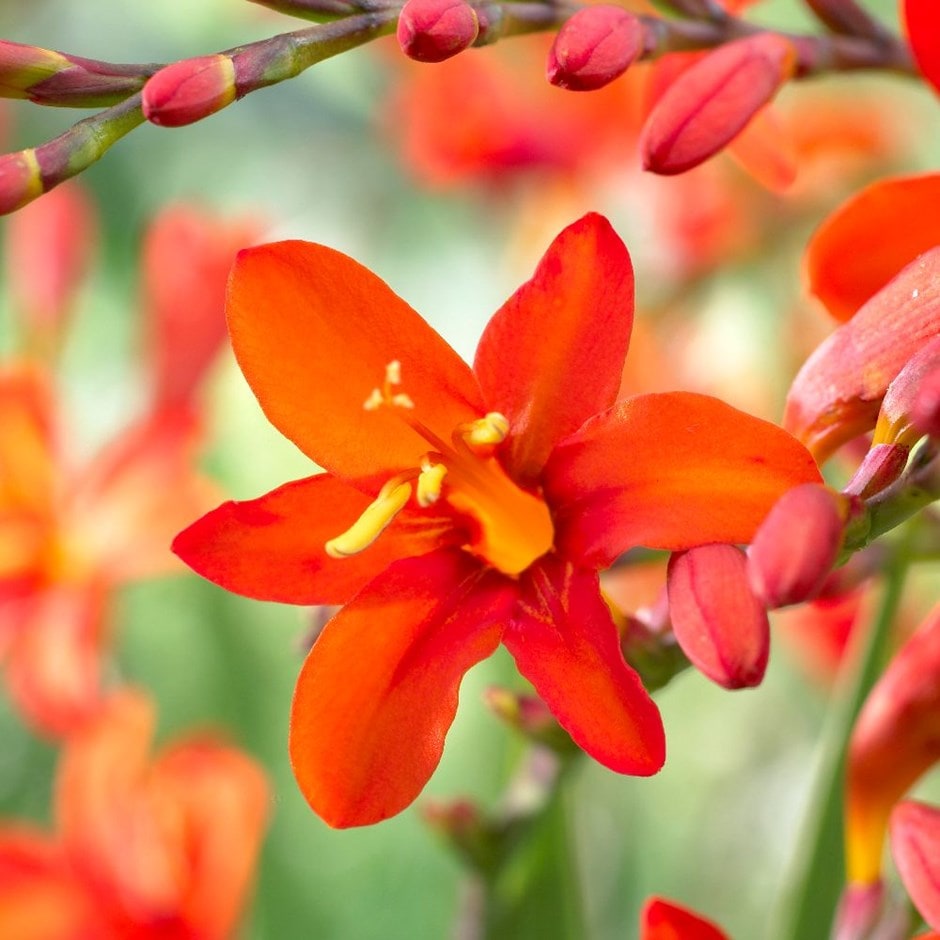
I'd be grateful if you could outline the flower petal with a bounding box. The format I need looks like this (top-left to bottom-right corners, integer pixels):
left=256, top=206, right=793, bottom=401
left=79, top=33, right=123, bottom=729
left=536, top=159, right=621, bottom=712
left=891, top=800, right=940, bottom=931
left=785, top=247, right=940, bottom=462
left=503, top=556, right=665, bottom=775
left=904, top=0, right=940, bottom=96
left=544, top=392, right=822, bottom=568
left=227, top=240, right=484, bottom=483
left=640, top=897, right=730, bottom=940
left=289, top=549, right=515, bottom=827
left=805, top=173, right=940, bottom=322
left=173, top=473, right=459, bottom=605
left=473, top=213, right=635, bottom=485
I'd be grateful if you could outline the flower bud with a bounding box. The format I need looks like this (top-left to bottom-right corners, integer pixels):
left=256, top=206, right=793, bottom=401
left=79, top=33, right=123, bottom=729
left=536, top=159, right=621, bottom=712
left=847, top=605, right=940, bottom=885
left=546, top=6, right=645, bottom=92
left=912, top=363, right=940, bottom=438
left=875, top=335, right=940, bottom=446
left=142, top=55, right=237, bottom=128
left=640, top=897, right=729, bottom=940
left=397, top=0, right=479, bottom=64
left=667, top=544, right=769, bottom=689
left=747, top=484, right=848, bottom=609
left=0, top=150, right=43, bottom=215
left=904, top=0, right=940, bottom=96
left=0, top=40, right=70, bottom=98
left=843, top=443, right=909, bottom=500
left=785, top=246, right=940, bottom=462
left=640, top=33, right=796, bottom=175
left=483, top=686, right=577, bottom=754
left=891, top=800, right=940, bottom=931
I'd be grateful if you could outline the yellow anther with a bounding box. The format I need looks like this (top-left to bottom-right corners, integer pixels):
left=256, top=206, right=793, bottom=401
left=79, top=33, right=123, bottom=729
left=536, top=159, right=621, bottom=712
left=386, top=360, right=402, bottom=385
left=363, top=388, right=384, bottom=411
left=464, top=412, right=510, bottom=449
left=325, top=480, right=412, bottom=559
left=391, top=393, right=415, bottom=409
left=417, top=461, right=448, bottom=507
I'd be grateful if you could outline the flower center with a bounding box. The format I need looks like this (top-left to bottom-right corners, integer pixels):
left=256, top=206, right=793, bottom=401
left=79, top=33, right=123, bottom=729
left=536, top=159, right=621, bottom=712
left=325, top=361, right=554, bottom=576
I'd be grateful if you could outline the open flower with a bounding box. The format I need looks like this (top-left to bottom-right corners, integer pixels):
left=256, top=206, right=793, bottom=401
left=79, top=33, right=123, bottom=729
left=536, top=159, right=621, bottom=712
left=174, top=213, right=820, bottom=827
left=0, top=688, right=269, bottom=939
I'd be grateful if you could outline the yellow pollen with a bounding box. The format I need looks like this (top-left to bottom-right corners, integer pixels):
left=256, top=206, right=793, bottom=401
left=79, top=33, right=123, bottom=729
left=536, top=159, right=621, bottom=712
left=391, top=393, right=414, bottom=409
left=417, top=460, right=448, bottom=507
left=386, top=360, right=402, bottom=385
left=324, top=479, right=412, bottom=558
left=363, top=388, right=384, bottom=411
left=462, top=412, right=510, bottom=450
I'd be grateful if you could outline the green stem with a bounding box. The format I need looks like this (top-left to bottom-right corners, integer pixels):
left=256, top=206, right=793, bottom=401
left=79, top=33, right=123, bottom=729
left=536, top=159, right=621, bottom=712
left=769, top=542, right=911, bottom=940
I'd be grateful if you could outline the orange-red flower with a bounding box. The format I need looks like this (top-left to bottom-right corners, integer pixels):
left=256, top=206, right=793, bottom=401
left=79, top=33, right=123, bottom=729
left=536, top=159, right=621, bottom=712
left=174, top=213, right=820, bottom=827
left=640, top=896, right=730, bottom=939
left=0, top=688, right=269, bottom=939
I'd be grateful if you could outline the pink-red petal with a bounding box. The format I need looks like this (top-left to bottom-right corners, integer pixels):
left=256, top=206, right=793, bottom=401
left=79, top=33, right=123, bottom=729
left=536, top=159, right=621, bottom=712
left=544, top=392, right=822, bottom=568
left=473, top=215, right=634, bottom=484
left=227, top=240, right=485, bottom=484
left=503, top=556, right=665, bottom=775
left=891, top=800, right=940, bottom=932
left=641, top=897, right=730, bottom=940
left=289, top=549, right=515, bottom=827
left=173, top=473, right=460, bottom=605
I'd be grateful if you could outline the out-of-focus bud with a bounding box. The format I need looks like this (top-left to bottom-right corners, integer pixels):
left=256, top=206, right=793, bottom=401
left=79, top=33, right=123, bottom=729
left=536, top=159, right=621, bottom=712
left=875, top=335, right=940, bottom=447
left=846, top=605, right=940, bottom=886
left=904, top=0, right=940, bottom=96
left=5, top=181, right=97, bottom=355
left=143, top=204, right=260, bottom=410
left=640, top=33, right=796, bottom=175
left=912, top=364, right=940, bottom=438
left=142, top=55, right=237, bottom=128
left=422, top=798, right=501, bottom=873
left=640, top=897, right=730, bottom=940
left=483, top=686, right=577, bottom=755
left=805, top=173, right=940, bottom=323
left=843, top=443, right=909, bottom=500
left=747, top=483, right=849, bottom=609
left=891, top=800, right=940, bottom=931
left=832, top=882, right=886, bottom=940
left=784, top=247, right=940, bottom=463
left=546, top=6, right=645, bottom=92
left=396, top=0, right=479, bottom=63
left=0, top=150, right=42, bottom=215
left=619, top=611, right=689, bottom=693
left=666, top=543, right=769, bottom=690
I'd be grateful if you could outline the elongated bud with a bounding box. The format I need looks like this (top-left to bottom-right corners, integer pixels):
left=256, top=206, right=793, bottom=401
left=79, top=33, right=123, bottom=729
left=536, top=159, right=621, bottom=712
left=891, top=801, right=940, bottom=931
left=640, top=897, right=729, bottom=940
left=640, top=33, right=796, bottom=175
left=747, top=484, right=848, bottom=609
left=832, top=883, right=885, bottom=940
left=912, top=364, right=940, bottom=438
left=875, top=335, right=940, bottom=447
left=843, top=443, right=909, bottom=500
left=397, top=0, right=479, bottom=63
left=846, top=605, right=940, bottom=885
left=0, top=40, right=147, bottom=108
left=5, top=181, right=97, bottom=354
left=546, top=6, right=644, bottom=92
left=785, top=247, right=940, bottom=462
left=142, top=55, right=237, bottom=127
left=666, top=544, right=769, bottom=689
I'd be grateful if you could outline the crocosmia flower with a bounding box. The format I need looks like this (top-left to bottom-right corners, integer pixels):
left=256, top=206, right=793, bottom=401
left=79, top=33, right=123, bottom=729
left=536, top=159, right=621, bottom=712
left=174, top=213, right=820, bottom=827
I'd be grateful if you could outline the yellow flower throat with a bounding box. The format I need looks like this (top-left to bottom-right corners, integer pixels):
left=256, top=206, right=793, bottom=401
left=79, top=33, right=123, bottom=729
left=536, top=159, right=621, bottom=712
left=325, top=362, right=554, bottom=576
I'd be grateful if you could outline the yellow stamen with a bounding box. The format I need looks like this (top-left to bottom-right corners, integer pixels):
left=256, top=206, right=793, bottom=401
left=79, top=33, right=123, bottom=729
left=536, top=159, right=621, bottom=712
left=417, top=460, right=448, bottom=507
left=462, top=412, right=510, bottom=451
left=386, top=360, right=402, bottom=385
left=325, top=480, right=412, bottom=558
left=391, top=393, right=415, bottom=409
left=363, top=388, right=384, bottom=411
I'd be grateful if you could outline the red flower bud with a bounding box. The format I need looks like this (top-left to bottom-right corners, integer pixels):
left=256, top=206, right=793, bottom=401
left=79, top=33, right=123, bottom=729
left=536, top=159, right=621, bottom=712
left=747, top=484, right=848, bottom=609
left=904, top=0, right=940, bottom=96
left=640, top=32, right=796, bottom=175
left=843, top=443, right=910, bottom=500
left=142, top=55, right=237, bottom=128
left=0, top=150, right=43, bottom=215
left=785, top=246, right=940, bottom=462
left=546, top=6, right=645, bottom=92
left=640, top=897, right=730, bottom=940
left=891, top=800, right=940, bottom=931
left=912, top=363, right=940, bottom=438
left=396, top=0, right=479, bottom=64
left=875, top=335, right=940, bottom=447
left=483, top=686, right=576, bottom=754
left=667, top=543, right=769, bottom=689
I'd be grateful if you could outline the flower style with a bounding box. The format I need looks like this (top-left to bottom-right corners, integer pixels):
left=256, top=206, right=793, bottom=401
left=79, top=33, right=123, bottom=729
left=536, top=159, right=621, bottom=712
left=174, top=213, right=821, bottom=827
left=0, top=688, right=269, bottom=939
